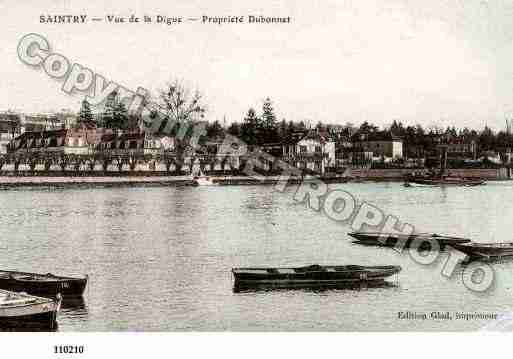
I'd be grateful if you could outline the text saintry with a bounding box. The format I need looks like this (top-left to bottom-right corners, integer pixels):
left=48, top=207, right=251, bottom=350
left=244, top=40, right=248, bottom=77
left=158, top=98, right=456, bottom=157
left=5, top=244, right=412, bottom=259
left=40, top=15, right=87, bottom=23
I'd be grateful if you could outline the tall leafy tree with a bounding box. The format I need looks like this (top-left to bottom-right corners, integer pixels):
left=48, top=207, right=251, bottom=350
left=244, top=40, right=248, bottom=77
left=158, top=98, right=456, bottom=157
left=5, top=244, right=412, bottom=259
left=102, top=91, right=118, bottom=129
left=78, top=99, right=94, bottom=125
left=359, top=121, right=378, bottom=133
left=240, top=108, right=261, bottom=145
left=278, top=119, right=288, bottom=141
left=261, top=97, right=278, bottom=143
left=113, top=101, right=128, bottom=129
left=101, top=91, right=130, bottom=129
left=479, top=126, right=495, bottom=151
left=150, top=79, right=207, bottom=162
left=206, top=120, right=224, bottom=140
left=227, top=122, right=241, bottom=138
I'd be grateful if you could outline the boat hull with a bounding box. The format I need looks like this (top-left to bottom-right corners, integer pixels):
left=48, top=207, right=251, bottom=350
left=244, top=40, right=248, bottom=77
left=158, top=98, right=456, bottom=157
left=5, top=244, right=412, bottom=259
left=232, top=265, right=401, bottom=288
left=404, top=177, right=485, bottom=187
left=0, top=271, right=87, bottom=297
left=348, top=232, right=471, bottom=249
left=0, top=291, right=61, bottom=330
left=450, top=243, right=513, bottom=260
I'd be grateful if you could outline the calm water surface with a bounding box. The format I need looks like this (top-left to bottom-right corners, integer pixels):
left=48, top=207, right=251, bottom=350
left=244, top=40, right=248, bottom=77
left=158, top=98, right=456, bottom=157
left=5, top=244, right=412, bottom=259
left=1, top=181, right=513, bottom=331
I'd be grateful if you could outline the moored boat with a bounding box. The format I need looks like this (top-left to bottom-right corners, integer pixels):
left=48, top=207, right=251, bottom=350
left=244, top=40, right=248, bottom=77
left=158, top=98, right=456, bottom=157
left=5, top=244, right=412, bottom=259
left=450, top=242, right=513, bottom=260
left=404, top=175, right=486, bottom=187
left=348, top=232, right=471, bottom=249
left=0, top=289, right=61, bottom=330
left=0, top=270, right=87, bottom=297
left=193, top=175, right=217, bottom=186
left=404, top=146, right=486, bottom=187
left=191, top=169, right=218, bottom=186
left=232, top=264, right=401, bottom=288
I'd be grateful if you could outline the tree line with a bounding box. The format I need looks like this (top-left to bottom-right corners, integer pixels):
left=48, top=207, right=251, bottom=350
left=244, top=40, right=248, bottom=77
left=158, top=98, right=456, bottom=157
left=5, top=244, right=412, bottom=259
left=76, top=87, right=513, bottom=154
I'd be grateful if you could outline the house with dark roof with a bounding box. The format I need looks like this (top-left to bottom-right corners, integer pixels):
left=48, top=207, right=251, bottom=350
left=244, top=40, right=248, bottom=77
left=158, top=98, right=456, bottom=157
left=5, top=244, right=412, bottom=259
left=8, top=125, right=174, bottom=157
left=97, top=131, right=174, bottom=156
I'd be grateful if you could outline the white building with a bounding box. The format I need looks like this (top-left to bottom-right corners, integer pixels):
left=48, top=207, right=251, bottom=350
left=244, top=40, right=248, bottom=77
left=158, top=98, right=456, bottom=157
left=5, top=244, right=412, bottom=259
left=281, top=131, right=335, bottom=173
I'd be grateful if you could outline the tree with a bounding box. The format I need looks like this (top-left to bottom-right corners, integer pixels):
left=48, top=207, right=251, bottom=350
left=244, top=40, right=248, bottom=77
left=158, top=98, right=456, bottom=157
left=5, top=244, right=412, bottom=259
left=100, top=91, right=130, bottom=129
left=262, top=98, right=276, bottom=129
left=126, top=113, right=142, bottom=131
left=206, top=120, right=224, bottom=140
left=102, top=91, right=117, bottom=128
left=287, top=120, right=296, bottom=136
left=78, top=99, right=94, bottom=125
left=415, top=124, right=425, bottom=137
left=151, top=79, right=207, bottom=162
left=156, top=80, right=206, bottom=126
left=359, top=121, right=378, bottom=133
left=479, top=126, right=495, bottom=151
left=278, top=119, right=288, bottom=141
left=227, top=122, right=241, bottom=138
left=240, top=108, right=261, bottom=145
left=390, top=120, right=405, bottom=137
left=113, top=101, right=128, bottom=129
left=261, top=97, right=278, bottom=143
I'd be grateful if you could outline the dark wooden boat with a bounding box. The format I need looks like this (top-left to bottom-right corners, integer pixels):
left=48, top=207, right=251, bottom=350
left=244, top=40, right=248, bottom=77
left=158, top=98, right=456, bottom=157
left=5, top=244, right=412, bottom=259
left=450, top=242, right=513, bottom=260
left=0, top=270, right=87, bottom=297
left=232, top=264, right=401, bottom=288
left=349, top=232, right=471, bottom=249
left=0, top=289, right=61, bottom=330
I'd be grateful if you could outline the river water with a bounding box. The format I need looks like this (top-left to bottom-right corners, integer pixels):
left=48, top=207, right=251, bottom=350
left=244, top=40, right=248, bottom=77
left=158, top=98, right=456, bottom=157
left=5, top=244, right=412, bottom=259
left=1, top=181, right=513, bottom=331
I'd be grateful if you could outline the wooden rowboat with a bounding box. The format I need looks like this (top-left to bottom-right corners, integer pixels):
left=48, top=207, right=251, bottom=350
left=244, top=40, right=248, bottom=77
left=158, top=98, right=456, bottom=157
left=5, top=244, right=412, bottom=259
left=450, top=242, right=513, bottom=260
left=232, top=264, right=401, bottom=289
left=0, top=289, right=61, bottom=330
left=0, top=270, right=87, bottom=297
left=348, top=232, right=471, bottom=249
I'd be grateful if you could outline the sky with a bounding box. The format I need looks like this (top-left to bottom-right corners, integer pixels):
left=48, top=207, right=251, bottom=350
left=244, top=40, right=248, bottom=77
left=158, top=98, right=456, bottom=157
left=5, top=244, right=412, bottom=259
left=2, top=0, right=513, bottom=131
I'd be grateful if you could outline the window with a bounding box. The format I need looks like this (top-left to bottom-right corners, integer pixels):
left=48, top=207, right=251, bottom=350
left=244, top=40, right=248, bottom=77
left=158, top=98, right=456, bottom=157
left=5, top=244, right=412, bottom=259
left=129, top=140, right=137, bottom=149
left=299, top=145, right=307, bottom=153
left=315, top=146, right=322, bottom=153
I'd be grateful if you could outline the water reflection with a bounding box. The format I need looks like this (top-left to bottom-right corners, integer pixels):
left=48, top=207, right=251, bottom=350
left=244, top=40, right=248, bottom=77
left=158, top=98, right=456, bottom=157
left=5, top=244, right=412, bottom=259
left=233, top=280, right=398, bottom=294
left=0, top=322, right=58, bottom=332
left=61, top=296, right=87, bottom=310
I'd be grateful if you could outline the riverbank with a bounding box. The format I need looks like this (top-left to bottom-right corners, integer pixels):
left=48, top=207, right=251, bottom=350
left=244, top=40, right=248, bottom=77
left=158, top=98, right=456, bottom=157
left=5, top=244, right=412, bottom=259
left=0, top=168, right=509, bottom=188
left=0, top=175, right=352, bottom=188
left=0, top=176, right=196, bottom=188
left=347, top=167, right=509, bottom=180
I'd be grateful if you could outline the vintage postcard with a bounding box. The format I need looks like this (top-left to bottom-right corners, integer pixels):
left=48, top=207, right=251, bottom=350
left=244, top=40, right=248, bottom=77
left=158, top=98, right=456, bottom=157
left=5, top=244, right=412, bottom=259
left=1, top=0, right=513, bottom=352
